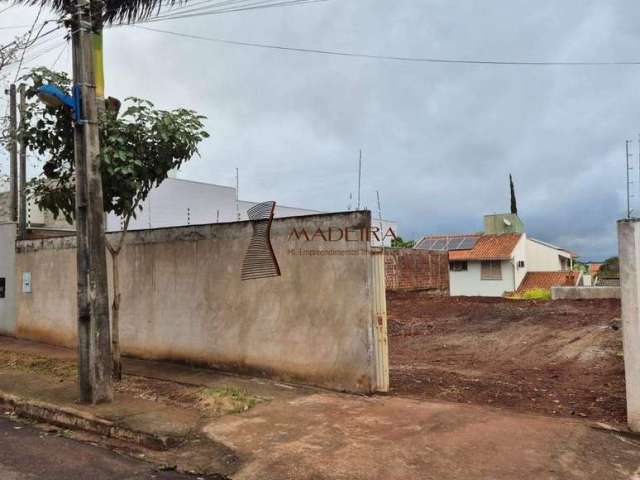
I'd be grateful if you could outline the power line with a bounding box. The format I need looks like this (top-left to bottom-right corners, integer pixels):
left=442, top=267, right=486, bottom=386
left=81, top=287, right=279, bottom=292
left=146, top=0, right=295, bottom=20
left=1, top=0, right=325, bottom=33
left=0, top=3, right=16, bottom=16
left=2, top=34, right=67, bottom=75
left=13, top=4, right=46, bottom=81
left=51, top=41, right=67, bottom=68
left=137, top=0, right=328, bottom=24
left=131, top=25, right=640, bottom=66
left=0, top=25, right=33, bottom=30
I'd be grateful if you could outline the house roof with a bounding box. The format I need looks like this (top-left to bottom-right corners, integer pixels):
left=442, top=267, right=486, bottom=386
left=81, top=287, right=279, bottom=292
left=448, top=233, right=522, bottom=261
left=517, top=271, right=580, bottom=292
left=588, top=263, right=602, bottom=275
left=528, top=237, right=577, bottom=258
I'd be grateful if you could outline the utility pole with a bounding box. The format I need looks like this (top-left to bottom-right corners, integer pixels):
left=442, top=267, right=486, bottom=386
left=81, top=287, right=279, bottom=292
left=8, top=84, right=17, bottom=223
left=71, top=0, right=112, bottom=403
left=18, top=85, right=27, bottom=240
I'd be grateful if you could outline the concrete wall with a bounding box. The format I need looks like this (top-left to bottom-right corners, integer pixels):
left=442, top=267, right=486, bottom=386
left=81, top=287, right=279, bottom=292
left=15, top=211, right=385, bottom=393
left=449, top=259, right=516, bottom=297
left=0, top=223, right=16, bottom=335
left=104, top=178, right=398, bottom=247
left=384, top=248, right=449, bottom=293
left=551, top=286, right=620, bottom=300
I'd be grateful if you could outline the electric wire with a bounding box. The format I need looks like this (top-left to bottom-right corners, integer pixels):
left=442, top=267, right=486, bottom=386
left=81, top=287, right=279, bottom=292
left=0, top=3, right=16, bottom=16
left=13, top=4, right=45, bottom=81
left=132, top=24, right=640, bottom=67
left=138, top=0, right=328, bottom=24
left=144, top=0, right=328, bottom=22
left=50, top=40, right=66, bottom=68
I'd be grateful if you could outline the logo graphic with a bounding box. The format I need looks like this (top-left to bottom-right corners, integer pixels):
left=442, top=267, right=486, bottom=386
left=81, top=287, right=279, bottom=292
left=241, top=201, right=281, bottom=281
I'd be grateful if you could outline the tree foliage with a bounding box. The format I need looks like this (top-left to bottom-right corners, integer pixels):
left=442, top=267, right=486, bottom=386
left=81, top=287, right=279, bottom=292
left=599, top=256, right=619, bottom=278
left=391, top=236, right=415, bottom=248
left=20, top=67, right=209, bottom=223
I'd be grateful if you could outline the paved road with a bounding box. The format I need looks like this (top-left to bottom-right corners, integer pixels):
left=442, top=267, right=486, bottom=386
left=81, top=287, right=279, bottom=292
left=0, top=415, right=216, bottom=479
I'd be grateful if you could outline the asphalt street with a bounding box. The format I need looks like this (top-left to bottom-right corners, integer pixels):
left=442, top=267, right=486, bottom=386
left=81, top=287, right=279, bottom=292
left=0, top=414, right=218, bottom=479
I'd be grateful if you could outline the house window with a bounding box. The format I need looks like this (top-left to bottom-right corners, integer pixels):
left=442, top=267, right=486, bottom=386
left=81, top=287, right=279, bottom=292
left=517, top=260, right=525, bottom=268
left=481, top=260, right=502, bottom=280
left=450, top=261, right=468, bottom=272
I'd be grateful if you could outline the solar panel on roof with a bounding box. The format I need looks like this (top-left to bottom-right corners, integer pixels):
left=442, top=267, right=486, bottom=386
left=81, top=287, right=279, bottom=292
left=457, top=237, right=479, bottom=250
left=417, top=239, right=432, bottom=250
left=416, top=235, right=479, bottom=251
left=431, top=239, right=446, bottom=250
left=447, top=238, right=465, bottom=250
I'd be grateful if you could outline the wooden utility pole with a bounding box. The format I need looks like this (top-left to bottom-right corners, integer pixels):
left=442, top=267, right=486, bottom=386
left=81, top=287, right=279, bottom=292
left=8, top=84, right=17, bottom=223
left=71, top=0, right=112, bottom=403
left=18, top=85, right=27, bottom=240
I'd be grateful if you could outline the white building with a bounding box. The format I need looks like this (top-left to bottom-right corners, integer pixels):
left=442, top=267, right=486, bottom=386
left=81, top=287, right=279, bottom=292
left=415, top=213, right=578, bottom=297
left=104, top=177, right=399, bottom=247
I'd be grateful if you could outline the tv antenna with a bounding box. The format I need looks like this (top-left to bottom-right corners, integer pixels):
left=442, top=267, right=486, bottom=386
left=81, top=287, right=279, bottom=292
left=627, top=139, right=634, bottom=218
left=357, top=149, right=362, bottom=210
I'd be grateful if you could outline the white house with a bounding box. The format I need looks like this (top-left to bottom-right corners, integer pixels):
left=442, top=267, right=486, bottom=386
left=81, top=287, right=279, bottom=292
left=415, top=213, right=577, bottom=297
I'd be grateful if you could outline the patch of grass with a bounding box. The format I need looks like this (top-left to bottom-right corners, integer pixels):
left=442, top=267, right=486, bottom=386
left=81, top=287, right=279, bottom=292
left=197, top=387, right=260, bottom=415
left=511, top=288, right=552, bottom=301
left=0, top=350, right=76, bottom=379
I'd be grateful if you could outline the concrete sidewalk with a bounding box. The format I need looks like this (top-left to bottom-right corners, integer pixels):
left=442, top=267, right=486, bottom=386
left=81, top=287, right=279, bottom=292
left=0, top=336, right=639, bottom=479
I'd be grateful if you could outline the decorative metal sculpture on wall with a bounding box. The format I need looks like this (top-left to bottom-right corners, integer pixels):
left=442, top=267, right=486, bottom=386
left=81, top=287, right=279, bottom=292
left=241, top=201, right=281, bottom=280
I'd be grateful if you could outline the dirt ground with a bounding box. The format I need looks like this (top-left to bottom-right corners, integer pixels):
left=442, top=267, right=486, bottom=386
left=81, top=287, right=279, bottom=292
left=387, top=292, right=626, bottom=425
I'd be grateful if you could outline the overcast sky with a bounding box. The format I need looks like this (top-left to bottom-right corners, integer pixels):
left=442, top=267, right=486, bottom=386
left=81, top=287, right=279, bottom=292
left=1, top=0, right=639, bottom=260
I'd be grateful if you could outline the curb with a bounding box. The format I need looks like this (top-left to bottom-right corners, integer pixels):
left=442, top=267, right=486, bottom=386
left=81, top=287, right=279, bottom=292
left=0, top=391, right=184, bottom=450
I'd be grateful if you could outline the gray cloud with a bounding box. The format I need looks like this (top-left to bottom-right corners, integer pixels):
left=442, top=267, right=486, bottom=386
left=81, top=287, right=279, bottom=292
left=2, top=0, right=639, bottom=259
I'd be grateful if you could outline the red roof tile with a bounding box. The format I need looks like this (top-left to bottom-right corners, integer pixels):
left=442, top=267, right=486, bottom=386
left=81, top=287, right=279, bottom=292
left=589, top=263, right=602, bottom=275
left=517, top=271, right=579, bottom=292
left=448, top=234, right=522, bottom=261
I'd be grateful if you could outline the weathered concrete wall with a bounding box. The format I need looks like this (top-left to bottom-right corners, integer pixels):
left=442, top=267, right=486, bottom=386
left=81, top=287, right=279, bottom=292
left=384, top=248, right=449, bottom=293
left=15, top=211, right=384, bottom=393
left=618, top=219, right=640, bottom=431
left=551, top=286, right=620, bottom=300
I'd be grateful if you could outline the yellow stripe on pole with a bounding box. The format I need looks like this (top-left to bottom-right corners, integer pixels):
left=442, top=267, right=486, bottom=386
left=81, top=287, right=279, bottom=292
left=92, top=32, right=105, bottom=99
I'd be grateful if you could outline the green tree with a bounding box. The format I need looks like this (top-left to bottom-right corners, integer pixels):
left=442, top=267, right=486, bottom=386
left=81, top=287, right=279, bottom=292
left=599, top=256, right=619, bottom=278
left=391, top=236, right=415, bottom=248
left=21, top=67, right=209, bottom=379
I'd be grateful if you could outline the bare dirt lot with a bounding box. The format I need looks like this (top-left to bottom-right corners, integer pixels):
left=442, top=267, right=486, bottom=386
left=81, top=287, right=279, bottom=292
left=387, top=292, right=626, bottom=425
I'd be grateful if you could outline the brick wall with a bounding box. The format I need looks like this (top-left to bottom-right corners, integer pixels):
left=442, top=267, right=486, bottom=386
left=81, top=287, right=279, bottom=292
left=384, top=248, right=449, bottom=293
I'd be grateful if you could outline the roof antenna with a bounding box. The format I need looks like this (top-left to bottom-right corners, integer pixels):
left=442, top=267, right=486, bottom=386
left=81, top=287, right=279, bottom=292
left=376, top=190, right=384, bottom=236
left=357, top=149, right=362, bottom=210
left=235, top=167, right=240, bottom=221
